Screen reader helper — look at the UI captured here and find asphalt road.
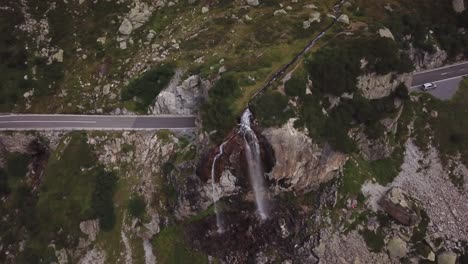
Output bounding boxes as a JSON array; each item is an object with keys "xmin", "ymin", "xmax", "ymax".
[
  {"xmin": 411, "ymin": 62, "xmax": 468, "ymax": 100},
  {"xmin": 0, "ymin": 114, "xmax": 196, "ymax": 131}
]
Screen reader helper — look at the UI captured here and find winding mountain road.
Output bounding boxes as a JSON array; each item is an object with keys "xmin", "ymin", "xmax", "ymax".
[
  {"xmin": 411, "ymin": 61, "xmax": 468, "ymax": 100},
  {"xmin": 0, "ymin": 114, "xmax": 196, "ymax": 131}
]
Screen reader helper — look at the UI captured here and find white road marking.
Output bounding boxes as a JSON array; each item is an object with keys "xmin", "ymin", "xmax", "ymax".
[
  {"xmin": 0, "ymin": 121, "xmax": 97, "ymax": 124},
  {"xmin": 441, "ymin": 72, "xmax": 449, "ymax": 75}
]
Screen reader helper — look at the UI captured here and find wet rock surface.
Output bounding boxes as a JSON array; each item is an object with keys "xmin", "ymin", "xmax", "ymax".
[{"xmin": 186, "ymin": 195, "xmax": 321, "ymax": 263}]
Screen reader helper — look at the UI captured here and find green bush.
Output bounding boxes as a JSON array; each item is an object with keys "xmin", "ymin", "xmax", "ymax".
[
  {"xmin": 394, "ymin": 83, "xmax": 409, "ymax": 100},
  {"xmin": 285, "ymin": 74, "xmax": 307, "ymax": 98},
  {"xmin": 252, "ymin": 91, "xmax": 292, "ymax": 127},
  {"xmin": 361, "ymin": 229, "xmax": 385, "ymax": 252},
  {"xmin": 305, "ymin": 36, "xmax": 413, "ymax": 97},
  {"xmin": 305, "ymin": 46, "xmax": 360, "ymax": 96},
  {"xmin": 92, "ymin": 169, "xmax": 117, "ymax": 231},
  {"xmin": 128, "ymin": 195, "xmax": 146, "ymax": 218},
  {"xmin": 6, "ymin": 152, "xmax": 30, "ymax": 178},
  {"xmin": 152, "ymin": 226, "xmax": 208, "ymax": 264},
  {"xmin": 121, "ymin": 64, "xmax": 175, "ymax": 112},
  {"xmin": 0, "ymin": 169, "xmax": 10, "ymax": 196},
  {"xmin": 201, "ymin": 74, "xmax": 241, "ymax": 140},
  {"xmin": 0, "ymin": 9, "xmax": 31, "ymax": 111}
]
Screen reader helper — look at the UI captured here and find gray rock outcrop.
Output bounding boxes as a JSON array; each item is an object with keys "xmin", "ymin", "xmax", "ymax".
[
  {"xmin": 79, "ymin": 219, "xmax": 100, "ymax": 242},
  {"xmin": 357, "ymin": 72, "xmax": 411, "ymax": 99},
  {"xmin": 118, "ymin": 1, "xmax": 154, "ymax": 36},
  {"xmin": 151, "ymin": 72, "xmax": 209, "ymax": 115},
  {"xmin": 353, "ymin": 128, "xmax": 394, "ymax": 161},
  {"xmin": 262, "ymin": 119, "xmax": 347, "ymax": 193},
  {"xmin": 453, "ymin": 0, "xmax": 465, "ymax": 13},
  {"xmin": 409, "ymin": 43, "xmax": 448, "ymax": 70}
]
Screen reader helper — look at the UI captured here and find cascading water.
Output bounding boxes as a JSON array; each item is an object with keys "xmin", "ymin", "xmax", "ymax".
[
  {"xmin": 240, "ymin": 109, "xmax": 269, "ymax": 220},
  {"xmin": 211, "ymin": 142, "xmax": 226, "ymax": 233}
]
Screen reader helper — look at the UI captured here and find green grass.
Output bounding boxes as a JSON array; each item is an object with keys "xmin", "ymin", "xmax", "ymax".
[
  {"xmin": 361, "ymin": 228, "xmax": 385, "ymax": 252},
  {"xmin": 6, "ymin": 152, "xmax": 30, "ymax": 179},
  {"xmin": 157, "ymin": 129, "xmax": 174, "ymax": 144},
  {"xmin": 340, "ymin": 149, "xmax": 404, "ymax": 196},
  {"xmin": 152, "ymin": 226, "xmax": 208, "ymax": 264},
  {"xmin": 430, "ymin": 79, "xmax": 468, "ymax": 165},
  {"xmin": 127, "ymin": 195, "xmax": 146, "ymax": 218},
  {"xmin": 121, "ymin": 65, "xmax": 175, "ymax": 113},
  {"xmin": 36, "ymin": 132, "xmax": 97, "ymax": 242}
]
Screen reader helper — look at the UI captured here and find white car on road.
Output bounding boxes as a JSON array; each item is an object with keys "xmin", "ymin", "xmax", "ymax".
[{"xmin": 421, "ymin": 82, "xmax": 437, "ymax": 91}]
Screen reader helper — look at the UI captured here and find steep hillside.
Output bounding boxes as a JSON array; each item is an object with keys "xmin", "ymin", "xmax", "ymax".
[{"xmin": 1, "ymin": 0, "xmax": 468, "ymax": 263}]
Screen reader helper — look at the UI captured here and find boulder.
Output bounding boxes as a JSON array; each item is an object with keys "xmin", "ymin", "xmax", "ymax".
[
  {"xmin": 338, "ymin": 14, "xmax": 349, "ymax": 24},
  {"xmin": 437, "ymin": 252, "xmax": 457, "ymax": 264},
  {"xmin": 378, "ymin": 28, "xmax": 395, "ymax": 41},
  {"xmin": 52, "ymin": 49, "xmax": 64, "ymax": 63},
  {"xmin": 387, "ymin": 237, "xmax": 408, "ymax": 260},
  {"xmin": 127, "ymin": 1, "xmax": 153, "ymax": 29},
  {"xmin": 246, "ymin": 0, "xmax": 260, "ymax": 6},
  {"xmin": 309, "ymin": 12, "xmax": 321, "ymax": 23},
  {"xmin": 274, "ymin": 9, "xmax": 287, "ymax": 16},
  {"xmin": 379, "ymin": 187, "xmax": 420, "ymax": 226},
  {"xmin": 79, "ymin": 219, "xmax": 100, "ymax": 241},
  {"xmin": 453, "ymin": 0, "xmax": 465, "ymax": 13},
  {"xmin": 262, "ymin": 119, "xmax": 347, "ymax": 193},
  {"xmin": 151, "ymin": 72, "xmax": 209, "ymax": 115},
  {"xmin": 119, "ymin": 18, "xmax": 133, "ymax": 35}
]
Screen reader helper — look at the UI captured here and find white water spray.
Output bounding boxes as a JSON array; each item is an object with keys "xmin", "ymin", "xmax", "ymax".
[
  {"xmin": 211, "ymin": 142, "xmax": 226, "ymax": 233},
  {"xmin": 240, "ymin": 109, "xmax": 269, "ymax": 220}
]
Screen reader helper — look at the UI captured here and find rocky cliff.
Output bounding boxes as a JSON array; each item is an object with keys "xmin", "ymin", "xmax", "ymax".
[
  {"xmin": 262, "ymin": 119, "xmax": 347, "ymax": 193},
  {"xmin": 357, "ymin": 72, "xmax": 411, "ymax": 99}
]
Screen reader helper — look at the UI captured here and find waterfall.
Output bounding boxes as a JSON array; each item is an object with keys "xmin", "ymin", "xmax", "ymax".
[
  {"xmin": 211, "ymin": 142, "xmax": 226, "ymax": 233},
  {"xmin": 240, "ymin": 109, "xmax": 269, "ymax": 220}
]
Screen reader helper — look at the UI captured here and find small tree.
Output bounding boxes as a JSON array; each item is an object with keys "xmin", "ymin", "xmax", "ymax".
[
  {"xmin": 128, "ymin": 195, "xmax": 146, "ymax": 218},
  {"xmin": 6, "ymin": 153, "xmax": 30, "ymax": 178},
  {"xmin": 253, "ymin": 91, "xmax": 292, "ymax": 127},
  {"xmin": 284, "ymin": 74, "xmax": 307, "ymax": 98}
]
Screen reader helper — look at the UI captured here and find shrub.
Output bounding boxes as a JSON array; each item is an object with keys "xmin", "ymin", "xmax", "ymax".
[
  {"xmin": 285, "ymin": 74, "xmax": 307, "ymax": 98},
  {"xmin": 0, "ymin": 9, "xmax": 30, "ymax": 111},
  {"xmin": 128, "ymin": 195, "xmax": 146, "ymax": 218},
  {"xmin": 252, "ymin": 91, "xmax": 292, "ymax": 127},
  {"xmin": 201, "ymin": 74, "xmax": 241, "ymax": 140},
  {"xmin": 361, "ymin": 229, "xmax": 385, "ymax": 252},
  {"xmin": 6, "ymin": 152, "xmax": 30, "ymax": 178},
  {"xmin": 322, "ymin": 117, "xmax": 356, "ymax": 153},
  {"xmin": 0, "ymin": 169, "xmax": 10, "ymax": 196},
  {"xmin": 92, "ymin": 169, "xmax": 117, "ymax": 231},
  {"xmin": 306, "ymin": 36, "xmax": 413, "ymax": 97},
  {"xmin": 394, "ymin": 83, "xmax": 409, "ymax": 100},
  {"xmin": 305, "ymin": 46, "xmax": 360, "ymax": 96},
  {"xmin": 121, "ymin": 64, "xmax": 175, "ymax": 112}
]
